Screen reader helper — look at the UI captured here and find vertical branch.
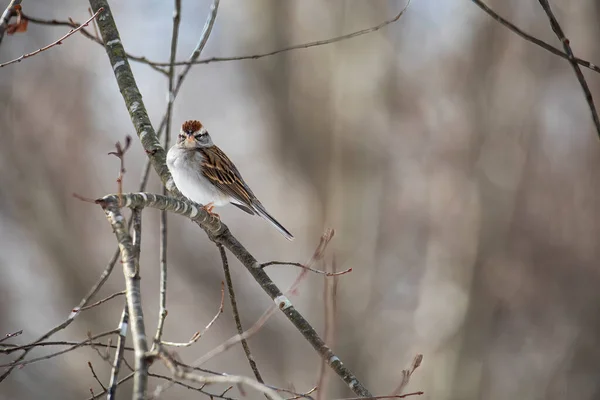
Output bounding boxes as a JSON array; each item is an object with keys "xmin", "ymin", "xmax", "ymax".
[
  {"xmin": 136, "ymin": 0, "xmax": 219, "ymax": 225},
  {"xmin": 107, "ymin": 208, "xmax": 141, "ymax": 400},
  {"xmin": 154, "ymin": 0, "xmax": 182, "ymax": 349},
  {"xmin": 217, "ymin": 244, "xmax": 265, "ymax": 383},
  {"xmin": 102, "ymin": 205, "xmax": 148, "ymax": 400},
  {"xmin": 107, "ymin": 304, "xmax": 129, "ymax": 400}
]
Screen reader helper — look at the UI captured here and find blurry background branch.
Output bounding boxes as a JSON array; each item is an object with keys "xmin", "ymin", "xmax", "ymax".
[{"xmin": 472, "ymin": 0, "xmax": 600, "ymax": 138}]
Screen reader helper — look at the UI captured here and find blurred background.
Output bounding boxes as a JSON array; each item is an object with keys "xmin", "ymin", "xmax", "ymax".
[{"xmin": 1, "ymin": 0, "xmax": 600, "ymax": 399}]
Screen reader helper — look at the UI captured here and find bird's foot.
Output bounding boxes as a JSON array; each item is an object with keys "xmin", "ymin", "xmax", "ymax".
[{"xmin": 201, "ymin": 202, "xmax": 220, "ymax": 218}]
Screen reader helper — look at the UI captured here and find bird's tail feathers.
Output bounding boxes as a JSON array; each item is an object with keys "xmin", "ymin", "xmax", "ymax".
[{"xmin": 252, "ymin": 202, "xmax": 294, "ymax": 241}]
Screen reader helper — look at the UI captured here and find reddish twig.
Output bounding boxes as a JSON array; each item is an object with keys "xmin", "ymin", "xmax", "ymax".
[
  {"xmin": 260, "ymin": 261, "xmax": 352, "ymax": 277},
  {"xmin": 0, "ymin": 7, "xmax": 104, "ymax": 68},
  {"xmin": 392, "ymin": 354, "xmax": 423, "ymax": 395},
  {"xmin": 88, "ymin": 361, "xmax": 107, "ymax": 391},
  {"xmin": 108, "ymin": 135, "xmax": 132, "ymax": 206},
  {"xmin": 162, "ymin": 281, "xmax": 225, "ymax": 347}
]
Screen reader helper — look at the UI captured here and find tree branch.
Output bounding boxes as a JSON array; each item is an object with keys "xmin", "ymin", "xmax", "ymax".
[
  {"xmin": 101, "ymin": 204, "xmax": 148, "ymax": 400},
  {"xmin": 157, "ymin": 0, "xmax": 411, "ymax": 67},
  {"xmin": 90, "ymin": 0, "xmax": 373, "ymax": 394},
  {"xmin": 218, "ymin": 243, "xmax": 265, "ymax": 384},
  {"xmin": 0, "ymin": 0, "xmax": 21, "ymax": 46},
  {"xmin": 536, "ymin": 0, "xmax": 600, "ymax": 138},
  {"xmin": 97, "ymin": 192, "xmax": 373, "ymax": 397},
  {"xmin": 0, "ymin": 7, "xmax": 103, "ymax": 68}
]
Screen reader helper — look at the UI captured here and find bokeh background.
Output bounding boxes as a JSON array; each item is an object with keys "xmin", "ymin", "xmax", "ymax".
[{"xmin": 2, "ymin": 0, "xmax": 600, "ymax": 399}]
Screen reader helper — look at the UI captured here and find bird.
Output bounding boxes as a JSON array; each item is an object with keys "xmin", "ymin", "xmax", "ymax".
[{"xmin": 166, "ymin": 120, "xmax": 294, "ymax": 241}]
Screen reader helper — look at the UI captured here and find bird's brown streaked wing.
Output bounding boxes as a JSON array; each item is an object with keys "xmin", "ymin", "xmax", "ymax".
[{"xmin": 197, "ymin": 146, "xmax": 256, "ymax": 207}]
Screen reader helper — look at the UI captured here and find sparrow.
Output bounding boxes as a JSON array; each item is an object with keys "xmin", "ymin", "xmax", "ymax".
[{"xmin": 166, "ymin": 120, "xmax": 294, "ymax": 241}]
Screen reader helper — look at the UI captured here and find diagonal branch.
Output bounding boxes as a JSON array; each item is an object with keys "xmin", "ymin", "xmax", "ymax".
[
  {"xmin": 471, "ymin": 1, "xmax": 600, "ymax": 78},
  {"xmin": 218, "ymin": 243, "xmax": 265, "ymax": 384},
  {"xmin": 96, "ymin": 192, "xmax": 373, "ymax": 397},
  {"xmin": 536, "ymin": 0, "xmax": 600, "ymax": 139},
  {"xmin": 0, "ymin": 7, "xmax": 103, "ymax": 68},
  {"xmin": 0, "ymin": 0, "xmax": 21, "ymax": 46},
  {"xmin": 90, "ymin": 0, "xmax": 373, "ymax": 395}
]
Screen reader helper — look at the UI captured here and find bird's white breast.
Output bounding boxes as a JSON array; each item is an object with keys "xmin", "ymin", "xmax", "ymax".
[{"xmin": 166, "ymin": 146, "xmax": 231, "ymax": 207}]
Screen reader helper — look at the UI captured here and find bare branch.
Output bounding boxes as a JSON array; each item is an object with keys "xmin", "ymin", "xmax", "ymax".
[
  {"xmin": 107, "ymin": 303, "xmax": 129, "ymax": 400},
  {"xmin": 470, "ymin": 0, "xmax": 600, "ymax": 76},
  {"xmin": 0, "ymin": 329, "xmax": 22, "ymax": 343},
  {"xmin": 0, "ymin": 329, "xmax": 118, "ymax": 368},
  {"xmin": 108, "ymin": 135, "xmax": 132, "ymax": 205},
  {"xmin": 86, "ymin": 372, "xmax": 135, "ymax": 400},
  {"xmin": 162, "ymin": 281, "xmax": 225, "ymax": 347},
  {"xmin": 87, "ymin": 361, "xmax": 107, "ymax": 391},
  {"xmin": 153, "ymin": 0, "xmax": 181, "ymax": 350},
  {"xmin": 148, "ymin": 372, "xmax": 237, "ymax": 400},
  {"xmin": 392, "ymin": 354, "xmax": 423, "ymax": 395},
  {"xmin": 101, "ymin": 204, "xmax": 148, "ymax": 400},
  {"xmin": 337, "ymin": 393, "xmax": 424, "ymax": 400},
  {"xmin": 0, "ymin": 339, "xmax": 133, "ymax": 354},
  {"xmin": 218, "ymin": 243, "xmax": 265, "ymax": 384},
  {"xmin": 21, "ymin": 13, "xmax": 168, "ymax": 75},
  {"xmin": 0, "ymin": 0, "xmax": 22, "ymax": 46},
  {"xmin": 152, "ymin": 345, "xmax": 284, "ymax": 400},
  {"xmin": 76, "ymin": 291, "xmax": 126, "ymax": 312},
  {"xmin": 0, "ymin": 7, "xmax": 103, "ymax": 68},
  {"xmin": 159, "ymin": 0, "xmax": 411, "ymax": 67},
  {"xmin": 96, "ymin": 193, "xmax": 373, "ymax": 397},
  {"xmin": 536, "ymin": 0, "xmax": 600, "ymax": 139},
  {"xmin": 260, "ymin": 261, "xmax": 352, "ymax": 277}
]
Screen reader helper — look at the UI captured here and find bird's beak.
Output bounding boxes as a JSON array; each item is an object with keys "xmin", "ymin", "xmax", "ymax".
[{"xmin": 185, "ymin": 133, "xmax": 195, "ymax": 144}]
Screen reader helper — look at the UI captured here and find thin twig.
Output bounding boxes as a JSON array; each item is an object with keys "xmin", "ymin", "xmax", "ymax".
[
  {"xmin": 0, "ymin": 329, "xmax": 118, "ymax": 368},
  {"xmin": 536, "ymin": 0, "xmax": 600, "ymax": 139},
  {"xmin": 281, "ymin": 386, "xmax": 318, "ymax": 400},
  {"xmin": 86, "ymin": 372, "xmax": 135, "ymax": 400},
  {"xmin": 194, "ymin": 303, "xmax": 277, "ymax": 367},
  {"xmin": 174, "ymin": 0, "xmax": 220, "ymax": 89},
  {"xmin": 159, "ymin": 0, "xmax": 411, "ymax": 67},
  {"xmin": 0, "ymin": 340, "xmax": 133, "ymax": 353},
  {"xmin": 87, "ymin": 361, "xmax": 107, "ymax": 391},
  {"xmin": 107, "ymin": 303, "xmax": 130, "ymax": 399},
  {"xmin": 260, "ymin": 261, "xmax": 351, "ymax": 277},
  {"xmin": 148, "ymin": 373, "xmax": 236, "ymax": 400},
  {"xmin": 0, "ymin": 7, "xmax": 103, "ymax": 68},
  {"xmin": 153, "ymin": 345, "xmax": 284, "ymax": 400},
  {"xmin": 76, "ymin": 291, "xmax": 126, "ymax": 312},
  {"xmin": 96, "ymin": 194, "xmax": 373, "ymax": 397},
  {"xmin": 0, "ymin": 0, "xmax": 22, "ymax": 46},
  {"xmin": 0, "ymin": 330, "xmax": 22, "ymax": 343},
  {"xmin": 392, "ymin": 354, "xmax": 423, "ymax": 395},
  {"xmin": 162, "ymin": 281, "xmax": 225, "ymax": 347},
  {"xmin": 218, "ymin": 243, "xmax": 265, "ymax": 384},
  {"xmin": 21, "ymin": 13, "xmax": 168, "ymax": 75},
  {"xmin": 337, "ymin": 393, "xmax": 424, "ymax": 400},
  {"xmin": 470, "ymin": 0, "xmax": 600, "ymax": 76},
  {"xmin": 153, "ymin": 0, "xmax": 181, "ymax": 350},
  {"xmin": 0, "ymin": 246, "xmax": 124, "ymax": 375}
]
